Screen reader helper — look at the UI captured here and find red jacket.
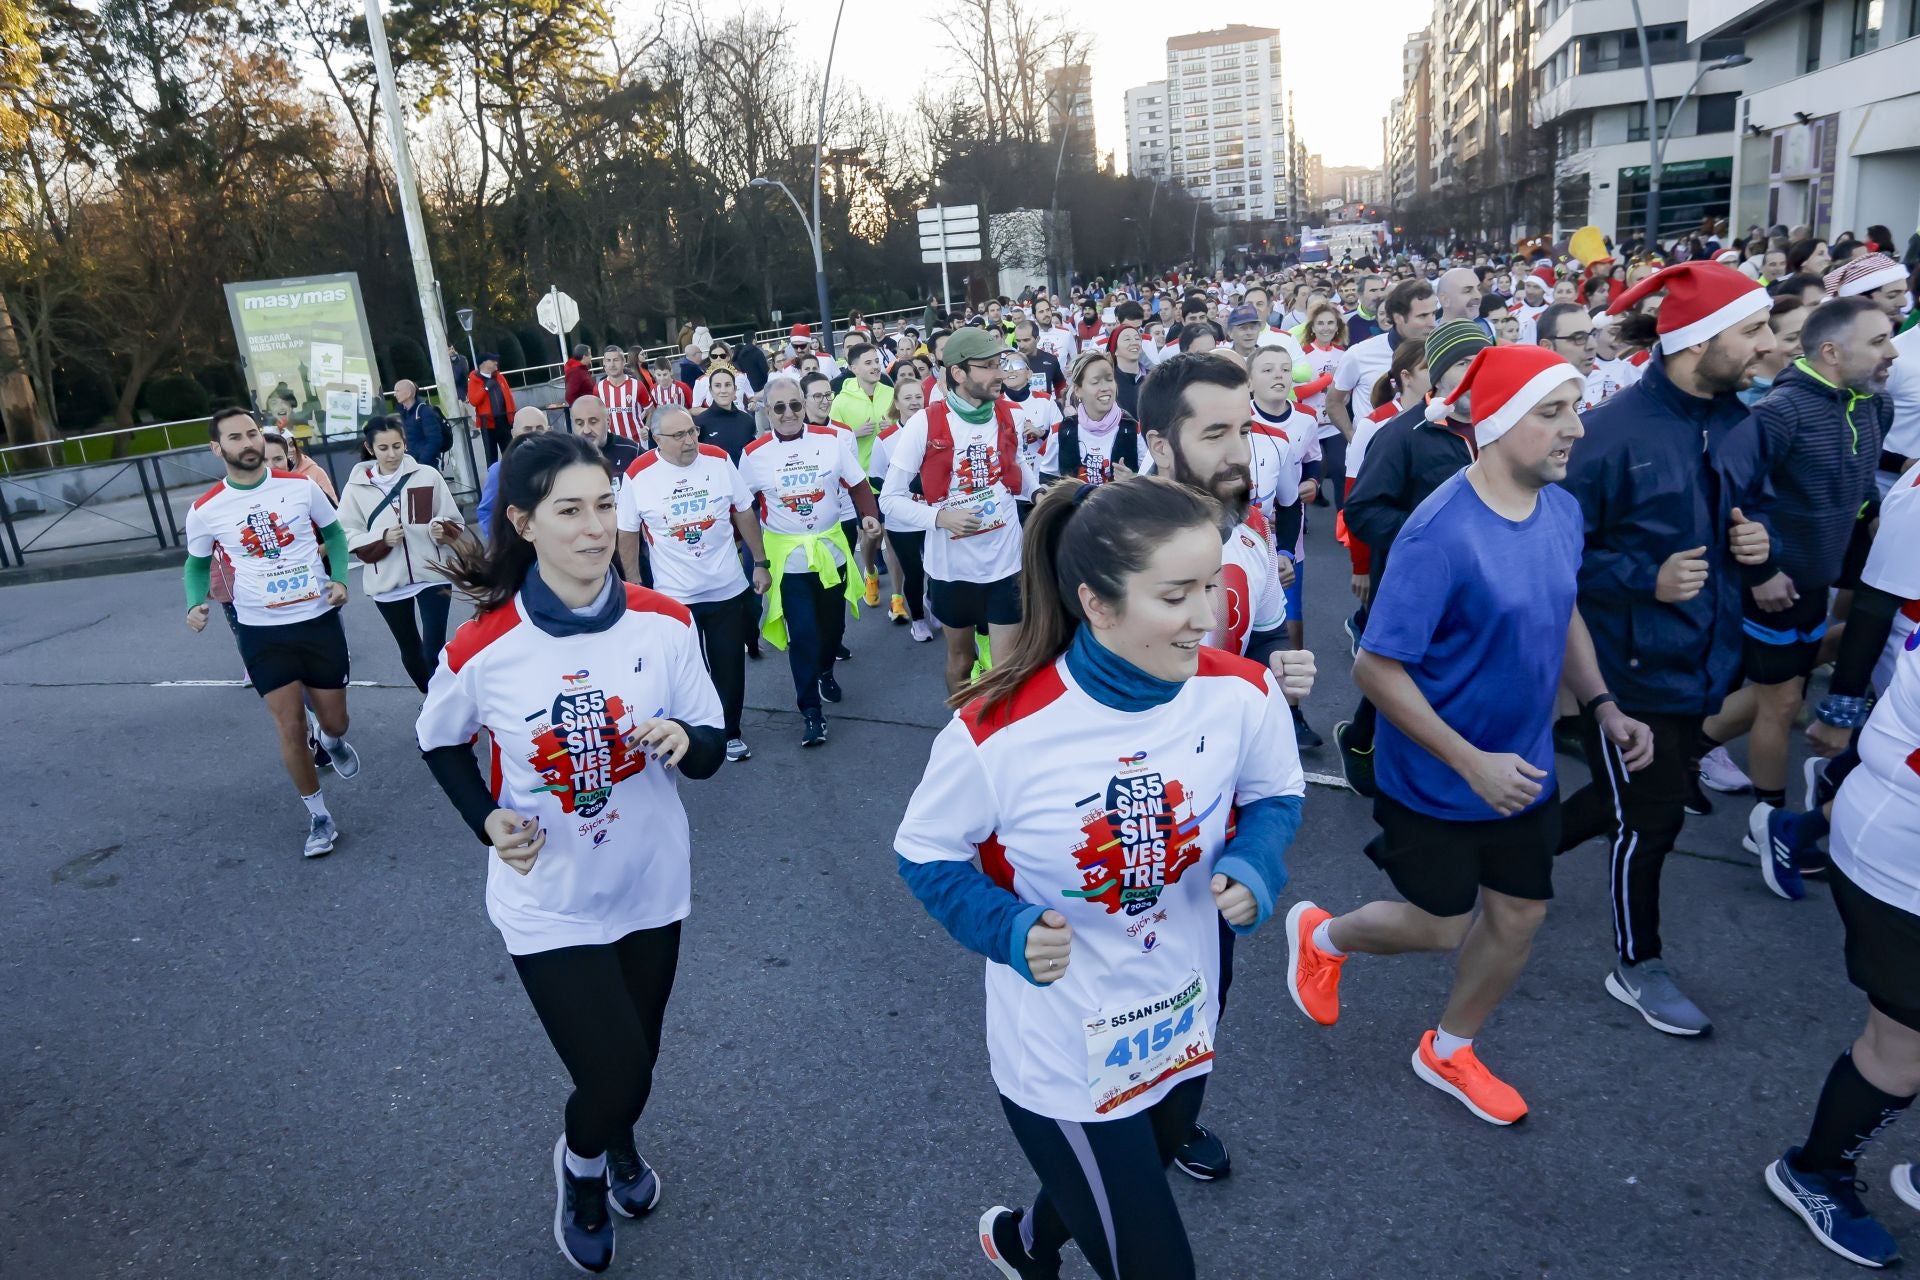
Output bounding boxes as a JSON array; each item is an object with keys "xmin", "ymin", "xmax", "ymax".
[
  {"xmin": 563, "ymin": 358, "xmax": 595, "ymax": 406},
  {"xmin": 467, "ymin": 369, "xmax": 517, "ymax": 431}
]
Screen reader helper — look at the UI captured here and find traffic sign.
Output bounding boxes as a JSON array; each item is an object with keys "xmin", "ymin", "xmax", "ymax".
[
  {"xmin": 536, "ymin": 289, "xmax": 580, "ymax": 336},
  {"xmin": 919, "ymin": 231, "xmax": 981, "ymax": 250},
  {"xmin": 916, "ymin": 204, "xmax": 979, "ymax": 224},
  {"xmin": 917, "ymin": 203, "xmax": 985, "ymax": 306}
]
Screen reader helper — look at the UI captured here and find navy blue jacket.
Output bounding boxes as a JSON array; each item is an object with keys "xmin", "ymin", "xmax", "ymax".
[
  {"xmin": 1562, "ymin": 353, "xmax": 1772, "ymax": 716},
  {"xmin": 1751, "ymin": 360, "xmax": 1887, "ymax": 591},
  {"xmin": 396, "ymin": 396, "xmax": 447, "ymax": 462}
]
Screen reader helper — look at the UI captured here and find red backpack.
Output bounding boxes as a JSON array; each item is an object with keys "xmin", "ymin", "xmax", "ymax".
[{"xmin": 919, "ymin": 399, "xmax": 1025, "ymax": 504}]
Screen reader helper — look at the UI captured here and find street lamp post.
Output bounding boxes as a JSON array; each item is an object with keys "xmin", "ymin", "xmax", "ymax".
[
  {"xmin": 748, "ymin": 176, "xmax": 827, "ymax": 348},
  {"xmin": 1625, "ymin": 0, "xmax": 1750, "ymax": 253},
  {"xmin": 810, "ymin": 0, "xmax": 849, "ymax": 355}
]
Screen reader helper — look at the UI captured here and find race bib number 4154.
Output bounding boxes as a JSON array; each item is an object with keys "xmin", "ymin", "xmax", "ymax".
[{"xmin": 1081, "ymin": 972, "xmax": 1212, "ymax": 1115}]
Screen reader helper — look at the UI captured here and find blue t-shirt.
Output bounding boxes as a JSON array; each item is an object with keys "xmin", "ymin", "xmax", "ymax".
[{"xmin": 1360, "ymin": 469, "xmax": 1584, "ymax": 821}]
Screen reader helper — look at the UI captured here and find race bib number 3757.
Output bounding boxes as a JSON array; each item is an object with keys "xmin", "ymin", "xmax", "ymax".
[{"xmin": 1082, "ymin": 972, "xmax": 1212, "ymax": 1115}]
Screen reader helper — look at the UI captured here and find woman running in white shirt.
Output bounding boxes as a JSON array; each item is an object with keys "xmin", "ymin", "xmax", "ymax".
[
  {"xmin": 416, "ymin": 433, "xmax": 727, "ymax": 1275},
  {"xmin": 896, "ymin": 476, "xmax": 1304, "ymax": 1280}
]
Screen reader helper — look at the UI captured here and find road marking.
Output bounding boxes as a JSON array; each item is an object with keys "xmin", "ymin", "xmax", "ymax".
[{"xmin": 1305, "ymin": 771, "xmax": 1349, "ymax": 790}]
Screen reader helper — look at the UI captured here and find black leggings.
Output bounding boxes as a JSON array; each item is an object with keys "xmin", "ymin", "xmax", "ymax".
[
  {"xmin": 889, "ymin": 529, "xmax": 927, "ymax": 621},
  {"xmin": 374, "ymin": 586, "xmax": 453, "ymax": 693},
  {"xmin": 999, "ymin": 1077, "xmax": 1207, "ymax": 1280},
  {"xmin": 689, "ymin": 589, "xmax": 754, "ymax": 738},
  {"xmin": 511, "ymin": 922, "xmax": 681, "ymax": 1160}
]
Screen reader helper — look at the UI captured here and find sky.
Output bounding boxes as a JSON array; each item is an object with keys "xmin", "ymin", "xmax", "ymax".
[{"xmin": 762, "ymin": 0, "xmax": 1438, "ymax": 172}]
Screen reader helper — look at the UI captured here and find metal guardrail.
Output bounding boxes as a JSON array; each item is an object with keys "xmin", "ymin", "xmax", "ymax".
[{"xmin": 0, "ymin": 305, "xmax": 934, "ymax": 475}]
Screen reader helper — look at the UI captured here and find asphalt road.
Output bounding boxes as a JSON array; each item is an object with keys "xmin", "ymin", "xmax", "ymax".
[{"xmin": 2, "ymin": 509, "xmax": 1909, "ymax": 1280}]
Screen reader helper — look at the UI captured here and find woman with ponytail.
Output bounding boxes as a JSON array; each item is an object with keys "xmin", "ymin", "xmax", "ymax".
[
  {"xmin": 895, "ymin": 475, "xmax": 1305, "ymax": 1280},
  {"xmin": 416, "ymin": 432, "xmax": 727, "ymax": 1275}
]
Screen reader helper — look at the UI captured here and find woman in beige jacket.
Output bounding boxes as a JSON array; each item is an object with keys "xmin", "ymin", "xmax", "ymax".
[{"xmin": 337, "ymin": 417, "xmax": 465, "ymax": 692}]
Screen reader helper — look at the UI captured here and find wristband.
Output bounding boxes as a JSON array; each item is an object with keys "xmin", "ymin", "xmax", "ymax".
[
  {"xmin": 1583, "ymin": 692, "xmax": 1618, "ymax": 717},
  {"xmin": 1815, "ymin": 693, "xmax": 1871, "ymax": 729},
  {"xmin": 754, "ymin": 559, "xmax": 771, "ymax": 569}
]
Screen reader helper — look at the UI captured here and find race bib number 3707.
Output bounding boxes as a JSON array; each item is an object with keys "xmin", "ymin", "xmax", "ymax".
[{"xmin": 1082, "ymin": 972, "xmax": 1212, "ymax": 1115}]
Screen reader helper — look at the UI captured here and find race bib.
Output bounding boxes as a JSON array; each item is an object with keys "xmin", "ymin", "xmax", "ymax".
[
  {"xmin": 945, "ymin": 488, "xmax": 1006, "ymax": 538},
  {"xmin": 262, "ymin": 565, "xmax": 319, "ymax": 608},
  {"xmin": 1081, "ymin": 971, "xmax": 1212, "ymax": 1115}
]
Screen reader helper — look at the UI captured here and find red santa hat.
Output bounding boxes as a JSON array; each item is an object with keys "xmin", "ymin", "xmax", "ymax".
[
  {"xmin": 1425, "ymin": 345, "xmax": 1584, "ymax": 448},
  {"xmin": 1823, "ymin": 252, "xmax": 1906, "ymax": 300},
  {"xmin": 1531, "ymin": 264, "xmax": 1556, "ymax": 287},
  {"xmin": 1606, "ymin": 262, "xmax": 1769, "ymax": 354},
  {"xmin": 789, "ymin": 323, "xmax": 813, "ymax": 343}
]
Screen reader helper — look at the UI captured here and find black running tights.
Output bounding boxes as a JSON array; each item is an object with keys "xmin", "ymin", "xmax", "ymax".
[
  {"xmin": 998, "ymin": 1077, "xmax": 1206, "ymax": 1280},
  {"xmin": 511, "ymin": 922, "xmax": 681, "ymax": 1160},
  {"xmin": 888, "ymin": 529, "xmax": 927, "ymax": 621}
]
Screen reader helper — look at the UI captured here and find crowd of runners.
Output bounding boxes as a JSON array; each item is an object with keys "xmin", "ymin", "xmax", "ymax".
[{"xmin": 176, "ymin": 222, "xmax": 1920, "ymax": 1276}]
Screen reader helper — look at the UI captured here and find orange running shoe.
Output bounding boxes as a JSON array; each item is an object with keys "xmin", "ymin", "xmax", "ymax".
[
  {"xmin": 1285, "ymin": 901, "xmax": 1345, "ymax": 1026},
  {"xmin": 889, "ymin": 593, "xmax": 910, "ymax": 624},
  {"xmin": 863, "ymin": 571, "xmax": 881, "ymax": 607},
  {"xmin": 1410, "ymin": 1031, "xmax": 1528, "ymax": 1125}
]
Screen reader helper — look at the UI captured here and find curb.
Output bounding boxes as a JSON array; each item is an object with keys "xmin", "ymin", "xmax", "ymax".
[{"xmin": 0, "ymin": 547, "xmax": 187, "ymax": 587}]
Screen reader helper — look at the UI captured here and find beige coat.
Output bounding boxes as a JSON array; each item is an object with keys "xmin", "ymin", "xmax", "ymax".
[{"xmin": 335, "ymin": 457, "xmax": 464, "ymax": 599}]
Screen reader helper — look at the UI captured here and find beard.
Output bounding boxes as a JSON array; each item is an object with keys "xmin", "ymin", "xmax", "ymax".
[
  {"xmin": 222, "ymin": 445, "xmax": 265, "ymax": 470},
  {"xmin": 1698, "ymin": 338, "xmax": 1758, "ymax": 393},
  {"xmin": 1173, "ymin": 450, "xmax": 1251, "ymax": 524}
]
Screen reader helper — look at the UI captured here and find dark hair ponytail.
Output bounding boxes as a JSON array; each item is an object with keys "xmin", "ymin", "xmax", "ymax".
[
  {"xmin": 443, "ymin": 433, "xmax": 612, "ymax": 614},
  {"xmin": 361, "ymin": 414, "xmax": 405, "ymax": 451},
  {"xmin": 957, "ymin": 474, "xmax": 1220, "ymax": 713}
]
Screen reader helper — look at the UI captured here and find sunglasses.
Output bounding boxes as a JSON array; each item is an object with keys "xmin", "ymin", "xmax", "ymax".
[{"xmin": 769, "ymin": 400, "xmax": 803, "ymax": 415}]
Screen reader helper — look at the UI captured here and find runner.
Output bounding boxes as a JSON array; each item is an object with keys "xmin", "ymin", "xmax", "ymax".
[
  {"xmin": 869, "ymin": 376, "xmax": 933, "ymax": 638},
  {"xmin": 183, "ymin": 407, "xmax": 361, "ymax": 858},
  {"xmin": 336, "ymin": 416, "xmax": 465, "ymax": 694},
  {"xmin": 1764, "ymin": 623, "xmax": 1920, "ymax": 1270},
  {"xmin": 999, "ymin": 349, "xmax": 1064, "ymax": 507},
  {"xmin": 1556, "ymin": 262, "xmax": 1776, "ymax": 1034},
  {"xmin": 1139, "ymin": 350, "xmax": 1316, "ymax": 1181},
  {"xmin": 616, "ymin": 406, "xmax": 772, "ymax": 763},
  {"xmin": 828, "ymin": 342, "xmax": 895, "ymax": 608},
  {"xmin": 1039, "ymin": 348, "xmax": 1137, "ymax": 486},
  {"xmin": 596, "ymin": 345, "xmax": 650, "ymax": 444},
  {"xmin": 1284, "ymin": 346, "xmax": 1654, "ymax": 1125},
  {"xmin": 1244, "ymin": 345, "xmax": 1323, "ymax": 745},
  {"xmin": 738, "ymin": 373, "xmax": 882, "ymax": 746},
  {"xmin": 416, "ymin": 432, "xmax": 726, "ymax": 1275},
  {"xmin": 896, "ymin": 475, "xmax": 1302, "ymax": 1280},
  {"xmin": 881, "ymin": 328, "xmax": 1037, "ymax": 696}
]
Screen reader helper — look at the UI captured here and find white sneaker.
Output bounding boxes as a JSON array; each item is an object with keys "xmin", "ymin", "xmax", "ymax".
[
  {"xmin": 1894, "ymin": 1162, "xmax": 1920, "ymax": 1212},
  {"xmin": 1697, "ymin": 746, "xmax": 1752, "ymax": 794},
  {"xmin": 909, "ymin": 618, "xmax": 934, "ymax": 643},
  {"xmin": 1803, "ymin": 755, "xmax": 1827, "ymax": 814},
  {"xmin": 725, "ymin": 738, "xmax": 751, "ymax": 762}
]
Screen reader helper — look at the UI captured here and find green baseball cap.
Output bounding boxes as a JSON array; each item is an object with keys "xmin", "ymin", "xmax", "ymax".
[{"xmin": 942, "ymin": 327, "xmax": 1007, "ymax": 367}]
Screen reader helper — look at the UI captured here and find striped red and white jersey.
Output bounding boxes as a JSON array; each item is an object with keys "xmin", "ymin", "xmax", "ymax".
[{"xmin": 597, "ymin": 375, "xmax": 648, "ymax": 441}]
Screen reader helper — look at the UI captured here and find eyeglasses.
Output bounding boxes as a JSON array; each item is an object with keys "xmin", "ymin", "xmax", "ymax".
[
  {"xmin": 655, "ymin": 428, "xmax": 698, "ymax": 442},
  {"xmin": 1551, "ymin": 330, "xmax": 1595, "ymax": 344},
  {"xmin": 769, "ymin": 400, "xmax": 803, "ymax": 415}
]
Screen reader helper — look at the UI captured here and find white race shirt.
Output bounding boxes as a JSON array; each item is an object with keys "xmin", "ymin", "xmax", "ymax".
[
  {"xmin": 880, "ymin": 404, "xmax": 1038, "ymax": 584},
  {"xmin": 1332, "ymin": 331, "xmax": 1395, "ymax": 409},
  {"xmin": 617, "ymin": 445, "xmax": 752, "ymax": 605},
  {"xmin": 185, "ymin": 470, "xmax": 339, "ymax": 626},
  {"xmin": 738, "ymin": 426, "xmax": 867, "ymax": 571},
  {"xmin": 414, "ymin": 585, "xmax": 724, "ymax": 955},
  {"xmin": 1882, "ymin": 325, "xmax": 1920, "ymax": 472},
  {"xmin": 895, "ymin": 651, "xmax": 1303, "ymax": 1122},
  {"xmin": 1832, "ymin": 630, "xmax": 1920, "ymax": 914},
  {"xmin": 1864, "ymin": 463, "xmax": 1920, "ymax": 692},
  {"xmin": 1208, "ymin": 511, "xmax": 1288, "ymax": 655}
]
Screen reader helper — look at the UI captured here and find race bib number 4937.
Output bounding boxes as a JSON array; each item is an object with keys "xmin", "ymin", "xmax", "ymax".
[{"xmin": 1081, "ymin": 971, "xmax": 1212, "ymax": 1115}]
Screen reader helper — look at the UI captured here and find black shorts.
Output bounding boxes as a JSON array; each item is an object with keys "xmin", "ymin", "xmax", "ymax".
[
  {"xmin": 235, "ymin": 609, "xmax": 351, "ymax": 696},
  {"xmin": 1742, "ymin": 588, "xmax": 1828, "ymax": 686},
  {"xmin": 1366, "ymin": 790, "xmax": 1561, "ymax": 919},
  {"xmin": 929, "ymin": 573, "xmax": 1021, "ymax": 629},
  {"xmin": 1830, "ymin": 865, "xmax": 1920, "ymax": 1033}
]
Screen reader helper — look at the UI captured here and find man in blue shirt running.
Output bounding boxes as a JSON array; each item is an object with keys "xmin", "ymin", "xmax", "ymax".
[{"xmin": 1281, "ymin": 346, "xmax": 1654, "ymax": 1127}]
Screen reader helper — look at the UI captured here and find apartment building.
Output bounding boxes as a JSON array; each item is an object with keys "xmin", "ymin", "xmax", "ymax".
[
  {"xmin": 1689, "ymin": 0, "xmax": 1920, "ymax": 238},
  {"xmin": 1530, "ymin": 0, "xmax": 1748, "ymax": 241},
  {"xmin": 1124, "ymin": 80, "xmax": 1171, "ymax": 181},
  {"xmin": 1164, "ymin": 25, "xmax": 1293, "ymax": 225}
]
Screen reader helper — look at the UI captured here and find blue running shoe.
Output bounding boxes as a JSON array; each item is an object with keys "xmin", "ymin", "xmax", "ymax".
[
  {"xmin": 1746, "ymin": 803, "xmax": 1806, "ymax": 901},
  {"xmin": 1766, "ymin": 1149, "xmax": 1900, "ymax": 1269}
]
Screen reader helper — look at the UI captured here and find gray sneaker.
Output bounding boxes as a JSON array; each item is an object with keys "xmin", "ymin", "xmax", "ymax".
[
  {"xmin": 725, "ymin": 738, "xmax": 751, "ymax": 762},
  {"xmin": 325, "ymin": 736, "xmax": 360, "ymax": 780},
  {"xmin": 1605, "ymin": 959, "xmax": 1712, "ymax": 1036},
  {"xmin": 303, "ymin": 814, "xmax": 339, "ymax": 859}
]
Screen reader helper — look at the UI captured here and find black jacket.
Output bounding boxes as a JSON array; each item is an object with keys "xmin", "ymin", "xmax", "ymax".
[
  {"xmin": 1752, "ymin": 360, "xmax": 1887, "ymax": 590},
  {"xmin": 1343, "ymin": 402, "xmax": 1475, "ymax": 590},
  {"xmin": 1563, "ymin": 354, "xmax": 1772, "ymax": 715}
]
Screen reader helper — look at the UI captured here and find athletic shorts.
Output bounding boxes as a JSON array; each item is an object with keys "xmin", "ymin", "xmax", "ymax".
[
  {"xmin": 1365, "ymin": 790, "xmax": 1561, "ymax": 919},
  {"xmin": 1282, "ymin": 555, "xmax": 1304, "ymax": 624},
  {"xmin": 1742, "ymin": 588, "xmax": 1829, "ymax": 686},
  {"xmin": 235, "ymin": 609, "xmax": 351, "ymax": 697},
  {"xmin": 929, "ymin": 574, "xmax": 1021, "ymax": 630},
  {"xmin": 1830, "ymin": 865, "xmax": 1920, "ymax": 1033}
]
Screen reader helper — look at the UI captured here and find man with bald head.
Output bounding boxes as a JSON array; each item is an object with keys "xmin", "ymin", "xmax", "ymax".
[
  {"xmin": 391, "ymin": 379, "xmax": 446, "ymax": 465},
  {"xmin": 570, "ymin": 393, "xmax": 641, "ymax": 475},
  {"xmin": 1436, "ymin": 267, "xmax": 1484, "ymax": 330},
  {"xmin": 475, "ymin": 404, "xmax": 551, "ymax": 533}
]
